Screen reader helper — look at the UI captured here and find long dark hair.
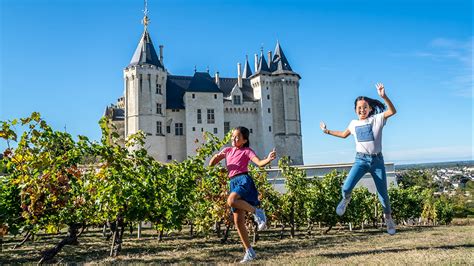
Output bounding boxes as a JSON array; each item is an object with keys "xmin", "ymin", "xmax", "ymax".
[
  {"xmin": 354, "ymin": 96, "xmax": 386, "ymax": 117},
  {"xmin": 234, "ymin": 126, "xmax": 250, "ymax": 148}
]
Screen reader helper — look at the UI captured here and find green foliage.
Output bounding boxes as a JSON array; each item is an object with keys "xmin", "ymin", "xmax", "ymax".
[
  {"xmin": 187, "ymin": 131, "xmax": 231, "ymax": 234},
  {"xmin": 0, "ymin": 113, "xmax": 97, "ymax": 236},
  {"xmin": 278, "ymin": 157, "xmax": 309, "ymax": 232},
  {"xmin": 305, "ymin": 170, "xmax": 344, "ymax": 229},
  {"xmin": 0, "ymin": 112, "xmax": 462, "ymax": 254},
  {"xmin": 389, "ymin": 186, "xmax": 424, "ymax": 223},
  {"xmin": 451, "ymin": 181, "xmax": 474, "ymax": 218},
  {"xmin": 434, "ymin": 194, "xmax": 454, "ymax": 225},
  {"xmin": 396, "ymin": 169, "xmax": 436, "ymax": 189},
  {"xmin": 249, "ymin": 166, "xmax": 282, "ymax": 226},
  {"xmin": 345, "ymin": 187, "xmax": 378, "ymax": 227}
]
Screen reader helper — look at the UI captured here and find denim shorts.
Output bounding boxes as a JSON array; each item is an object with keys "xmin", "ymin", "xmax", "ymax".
[{"xmin": 229, "ymin": 173, "xmax": 260, "ymax": 212}]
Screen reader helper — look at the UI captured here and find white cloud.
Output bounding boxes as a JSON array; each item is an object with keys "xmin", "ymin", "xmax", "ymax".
[{"xmin": 392, "ymin": 37, "xmax": 473, "ymax": 98}]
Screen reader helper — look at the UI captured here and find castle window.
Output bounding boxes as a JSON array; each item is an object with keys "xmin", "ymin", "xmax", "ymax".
[
  {"xmin": 192, "ymin": 127, "xmax": 196, "ymax": 131},
  {"xmin": 269, "ymin": 126, "xmax": 272, "ymax": 132},
  {"xmin": 233, "ymin": 95, "xmax": 241, "ymax": 105},
  {"xmin": 139, "ymin": 75, "xmax": 143, "ymax": 93},
  {"xmin": 156, "ymin": 103, "xmax": 162, "ymax": 114},
  {"xmin": 175, "ymin": 123, "xmax": 184, "ymax": 136},
  {"xmin": 156, "ymin": 121, "xmax": 163, "ymax": 135},
  {"xmin": 268, "ymin": 108, "xmax": 271, "ymax": 113},
  {"xmin": 224, "ymin": 122, "xmax": 230, "ymax": 134},
  {"xmin": 197, "ymin": 109, "xmax": 202, "ymax": 124},
  {"xmin": 267, "ymin": 95, "xmax": 270, "ymax": 100},
  {"xmin": 156, "ymin": 83, "xmax": 162, "ymax": 94},
  {"xmin": 166, "ymin": 126, "xmax": 171, "ymax": 134},
  {"xmin": 214, "ymin": 94, "xmax": 217, "ymax": 99},
  {"xmin": 207, "ymin": 109, "xmax": 215, "ymax": 124},
  {"xmin": 192, "ymin": 94, "xmax": 195, "ymax": 99},
  {"xmin": 167, "ymin": 155, "xmax": 172, "ymax": 160},
  {"xmin": 250, "ymin": 128, "xmax": 253, "ymax": 134},
  {"xmin": 214, "ymin": 128, "xmax": 218, "ymax": 134}
]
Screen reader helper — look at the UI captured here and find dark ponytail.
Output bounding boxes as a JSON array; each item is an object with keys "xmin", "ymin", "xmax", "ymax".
[
  {"xmin": 354, "ymin": 96, "xmax": 386, "ymax": 117},
  {"xmin": 235, "ymin": 126, "xmax": 250, "ymax": 147}
]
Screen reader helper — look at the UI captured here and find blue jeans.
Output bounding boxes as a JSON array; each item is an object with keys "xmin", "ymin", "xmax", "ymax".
[{"xmin": 342, "ymin": 152, "xmax": 392, "ymax": 214}]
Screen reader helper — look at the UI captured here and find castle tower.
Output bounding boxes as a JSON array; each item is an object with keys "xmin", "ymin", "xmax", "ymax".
[
  {"xmin": 250, "ymin": 42, "xmax": 303, "ymax": 165},
  {"xmin": 250, "ymin": 48, "xmax": 275, "ymax": 161},
  {"xmin": 270, "ymin": 41, "xmax": 303, "ymax": 165},
  {"xmin": 124, "ymin": 4, "xmax": 168, "ymax": 161}
]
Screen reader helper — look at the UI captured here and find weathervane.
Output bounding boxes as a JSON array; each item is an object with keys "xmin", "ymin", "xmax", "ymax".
[{"xmin": 142, "ymin": 0, "xmax": 150, "ymax": 29}]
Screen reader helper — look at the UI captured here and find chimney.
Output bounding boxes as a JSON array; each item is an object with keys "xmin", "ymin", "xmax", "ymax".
[
  {"xmin": 254, "ymin": 53, "xmax": 258, "ymax": 72},
  {"xmin": 159, "ymin": 45, "xmax": 164, "ymax": 63},
  {"xmin": 215, "ymin": 71, "xmax": 220, "ymax": 87},
  {"xmin": 267, "ymin": 51, "xmax": 272, "ymax": 68},
  {"xmin": 237, "ymin": 63, "xmax": 242, "ymax": 88}
]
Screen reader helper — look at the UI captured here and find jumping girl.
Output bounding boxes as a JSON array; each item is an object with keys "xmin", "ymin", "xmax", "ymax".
[
  {"xmin": 209, "ymin": 126, "xmax": 276, "ymax": 262},
  {"xmin": 320, "ymin": 83, "xmax": 397, "ymax": 235}
]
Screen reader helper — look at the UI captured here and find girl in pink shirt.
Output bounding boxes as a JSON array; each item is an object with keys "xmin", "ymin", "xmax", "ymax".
[{"xmin": 209, "ymin": 126, "xmax": 276, "ymax": 263}]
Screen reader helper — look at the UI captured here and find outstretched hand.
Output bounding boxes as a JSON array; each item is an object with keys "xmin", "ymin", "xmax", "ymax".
[
  {"xmin": 376, "ymin": 82, "xmax": 386, "ymax": 98},
  {"xmin": 268, "ymin": 148, "xmax": 276, "ymax": 161},
  {"xmin": 320, "ymin": 121, "xmax": 327, "ymax": 131}
]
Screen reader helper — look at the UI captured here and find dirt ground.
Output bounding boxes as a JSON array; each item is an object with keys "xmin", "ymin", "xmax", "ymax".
[{"xmin": 1, "ymin": 223, "xmax": 473, "ymax": 264}]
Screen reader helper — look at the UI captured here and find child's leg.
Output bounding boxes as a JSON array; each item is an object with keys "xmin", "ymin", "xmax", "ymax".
[
  {"xmin": 233, "ymin": 209, "xmax": 251, "ymax": 249},
  {"xmin": 228, "ymin": 192, "xmax": 256, "ymax": 213},
  {"xmin": 342, "ymin": 158, "xmax": 369, "ymax": 198},
  {"xmin": 369, "ymin": 156, "xmax": 392, "ymax": 214}
]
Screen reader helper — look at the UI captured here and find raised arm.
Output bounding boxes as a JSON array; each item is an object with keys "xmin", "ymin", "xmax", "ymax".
[
  {"xmin": 251, "ymin": 148, "xmax": 276, "ymax": 167},
  {"xmin": 320, "ymin": 121, "xmax": 350, "ymax": 138},
  {"xmin": 209, "ymin": 151, "xmax": 226, "ymax": 166},
  {"xmin": 376, "ymin": 82, "xmax": 397, "ymax": 119}
]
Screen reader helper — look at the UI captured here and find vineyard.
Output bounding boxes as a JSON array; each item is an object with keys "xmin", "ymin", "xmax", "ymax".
[{"xmin": 0, "ymin": 113, "xmax": 459, "ymax": 263}]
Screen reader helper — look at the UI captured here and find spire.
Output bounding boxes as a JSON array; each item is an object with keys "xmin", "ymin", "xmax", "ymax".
[
  {"xmin": 242, "ymin": 55, "xmax": 253, "ymax": 78},
  {"xmin": 128, "ymin": 0, "xmax": 164, "ymax": 68},
  {"xmin": 256, "ymin": 47, "xmax": 270, "ymax": 73},
  {"xmin": 272, "ymin": 40, "xmax": 293, "ymax": 72},
  {"xmin": 142, "ymin": 0, "xmax": 150, "ymax": 31}
]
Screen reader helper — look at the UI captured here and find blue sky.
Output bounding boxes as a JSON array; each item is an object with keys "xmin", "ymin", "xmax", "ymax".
[{"xmin": 1, "ymin": 0, "xmax": 472, "ymax": 165}]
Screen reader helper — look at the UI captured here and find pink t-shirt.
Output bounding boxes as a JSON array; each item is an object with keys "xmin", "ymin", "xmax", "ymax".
[{"xmin": 221, "ymin": 147, "xmax": 256, "ymax": 178}]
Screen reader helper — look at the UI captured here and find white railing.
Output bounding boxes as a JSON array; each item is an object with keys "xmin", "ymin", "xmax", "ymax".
[{"xmin": 263, "ymin": 162, "xmax": 397, "ymax": 194}]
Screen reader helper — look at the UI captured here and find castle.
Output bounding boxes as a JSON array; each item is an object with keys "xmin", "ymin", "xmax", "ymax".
[{"xmin": 106, "ymin": 10, "xmax": 303, "ymax": 165}]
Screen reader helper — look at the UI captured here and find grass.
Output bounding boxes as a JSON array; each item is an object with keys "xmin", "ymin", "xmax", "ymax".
[{"xmin": 1, "ymin": 223, "xmax": 473, "ymax": 264}]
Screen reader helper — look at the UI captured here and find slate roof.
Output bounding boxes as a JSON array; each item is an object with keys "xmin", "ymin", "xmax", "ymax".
[
  {"xmin": 187, "ymin": 72, "xmax": 221, "ymax": 93},
  {"xmin": 272, "ymin": 41, "xmax": 293, "ymax": 72},
  {"xmin": 242, "ymin": 57, "xmax": 253, "ymax": 78},
  {"xmin": 218, "ymin": 78, "xmax": 255, "ymax": 101},
  {"xmin": 166, "ymin": 75, "xmax": 189, "ymax": 109},
  {"xmin": 129, "ymin": 30, "xmax": 164, "ymax": 68},
  {"xmin": 165, "ymin": 71, "xmax": 260, "ymax": 109},
  {"xmin": 256, "ymin": 51, "xmax": 270, "ymax": 74},
  {"xmin": 104, "ymin": 106, "xmax": 125, "ymax": 121}
]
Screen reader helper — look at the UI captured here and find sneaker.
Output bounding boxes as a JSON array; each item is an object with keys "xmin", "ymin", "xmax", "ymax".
[
  {"xmin": 239, "ymin": 247, "xmax": 256, "ymax": 263},
  {"xmin": 336, "ymin": 196, "xmax": 351, "ymax": 216},
  {"xmin": 253, "ymin": 208, "xmax": 267, "ymax": 231},
  {"xmin": 386, "ymin": 217, "xmax": 396, "ymax": 235}
]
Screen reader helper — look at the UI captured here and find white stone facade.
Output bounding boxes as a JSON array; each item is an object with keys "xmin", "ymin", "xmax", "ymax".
[{"xmin": 108, "ymin": 27, "xmax": 304, "ymax": 165}]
